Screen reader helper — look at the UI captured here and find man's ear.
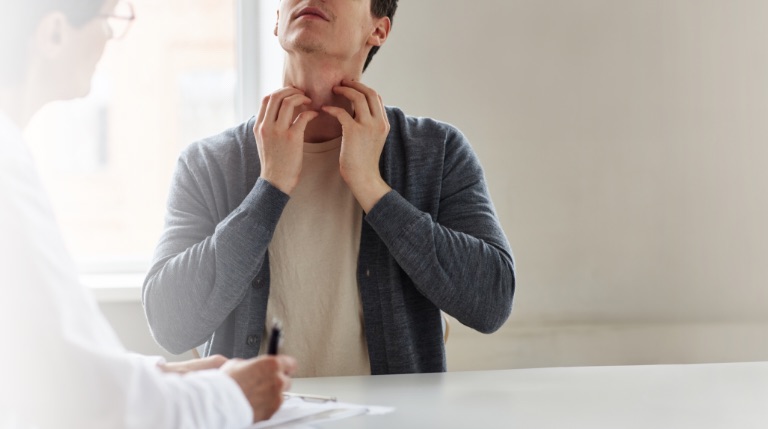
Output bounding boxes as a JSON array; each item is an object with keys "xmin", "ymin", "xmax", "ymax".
[
  {"xmin": 33, "ymin": 12, "xmax": 69, "ymax": 60},
  {"xmin": 367, "ymin": 16, "xmax": 391, "ymax": 47}
]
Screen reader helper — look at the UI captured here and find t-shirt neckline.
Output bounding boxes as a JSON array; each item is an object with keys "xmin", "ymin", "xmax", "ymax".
[{"xmin": 303, "ymin": 136, "xmax": 342, "ymax": 154}]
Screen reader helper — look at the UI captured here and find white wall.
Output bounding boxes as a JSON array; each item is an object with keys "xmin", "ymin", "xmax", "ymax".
[
  {"xmin": 100, "ymin": 0, "xmax": 768, "ymax": 371},
  {"xmin": 363, "ymin": 0, "xmax": 768, "ymax": 369}
]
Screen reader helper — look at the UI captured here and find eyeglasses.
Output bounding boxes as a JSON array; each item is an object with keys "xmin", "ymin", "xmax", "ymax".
[{"xmin": 100, "ymin": 1, "xmax": 135, "ymax": 40}]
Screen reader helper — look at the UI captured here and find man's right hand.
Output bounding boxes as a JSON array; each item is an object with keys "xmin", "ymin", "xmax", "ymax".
[
  {"xmin": 254, "ymin": 87, "xmax": 318, "ymax": 195},
  {"xmin": 222, "ymin": 355, "xmax": 298, "ymax": 423}
]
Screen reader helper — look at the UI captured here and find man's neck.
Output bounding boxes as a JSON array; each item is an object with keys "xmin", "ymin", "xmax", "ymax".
[{"xmin": 283, "ymin": 55, "xmax": 362, "ymax": 143}]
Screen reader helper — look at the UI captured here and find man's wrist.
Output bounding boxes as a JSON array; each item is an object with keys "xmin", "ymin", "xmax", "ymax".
[
  {"xmin": 260, "ymin": 174, "xmax": 296, "ymax": 196},
  {"xmin": 350, "ymin": 175, "xmax": 391, "ymax": 213}
]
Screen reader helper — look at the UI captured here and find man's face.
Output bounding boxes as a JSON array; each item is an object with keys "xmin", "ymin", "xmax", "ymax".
[{"xmin": 275, "ymin": 0, "xmax": 380, "ymax": 63}]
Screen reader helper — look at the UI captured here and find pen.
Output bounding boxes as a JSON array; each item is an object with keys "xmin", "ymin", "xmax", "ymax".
[{"xmin": 267, "ymin": 319, "xmax": 282, "ymax": 355}]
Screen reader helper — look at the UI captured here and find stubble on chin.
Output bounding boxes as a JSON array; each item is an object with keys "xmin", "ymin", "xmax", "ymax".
[{"xmin": 291, "ymin": 38, "xmax": 326, "ymax": 55}]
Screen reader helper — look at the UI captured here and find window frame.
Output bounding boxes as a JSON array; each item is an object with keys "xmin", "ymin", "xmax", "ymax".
[
  {"xmin": 86, "ymin": 0, "xmax": 262, "ymax": 298},
  {"xmin": 236, "ymin": 0, "xmax": 262, "ymax": 123}
]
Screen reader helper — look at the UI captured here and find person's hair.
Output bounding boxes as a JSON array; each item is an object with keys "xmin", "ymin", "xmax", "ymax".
[
  {"xmin": 363, "ymin": 0, "xmax": 398, "ymax": 72},
  {"xmin": 0, "ymin": 1, "xmax": 105, "ymax": 85}
]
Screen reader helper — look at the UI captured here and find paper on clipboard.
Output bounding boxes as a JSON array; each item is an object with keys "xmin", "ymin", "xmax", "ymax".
[{"xmin": 248, "ymin": 397, "xmax": 394, "ymax": 428}]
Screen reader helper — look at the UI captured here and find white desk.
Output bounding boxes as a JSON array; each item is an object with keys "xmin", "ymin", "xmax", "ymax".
[{"xmin": 290, "ymin": 362, "xmax": 768, "ymax": 428}]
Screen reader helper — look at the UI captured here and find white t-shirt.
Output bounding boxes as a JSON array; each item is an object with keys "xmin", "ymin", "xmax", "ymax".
[
  {"xmin": 262, "ymin": 137, "xmax": 371, "ymax": 377},
  {"xmin": 0, "ymin": 113, "xmax": 252, "ymax": 429}
]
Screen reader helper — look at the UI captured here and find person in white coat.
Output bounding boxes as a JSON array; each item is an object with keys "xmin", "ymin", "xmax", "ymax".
[{"xmin": 0, "ymin": 1, "xmax": 297, "ymax": 428}]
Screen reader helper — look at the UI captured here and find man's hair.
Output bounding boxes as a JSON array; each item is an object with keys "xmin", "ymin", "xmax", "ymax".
[
  {"xmin": 0, "ymin": 1, "xmax": 105, "ymax": 84},
  {"xmin": 363, "ymin": 0, "xmax": 398, "ymax": 72}
]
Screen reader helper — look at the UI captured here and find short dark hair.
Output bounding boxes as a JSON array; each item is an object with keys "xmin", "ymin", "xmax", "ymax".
[
  {"xmin": 0, "ymin": 1, "xmax": 105, "ymax": 84},
  {"xmin": 363, "ymin": 0, "xmax": 398, "ymax": 72}
]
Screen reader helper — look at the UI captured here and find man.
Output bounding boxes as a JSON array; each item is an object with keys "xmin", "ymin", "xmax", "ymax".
[
  {"xmin": 0, "ymin": 1, "xmax": 296, "ymax": 428},
  {"xmin": 143, "ymin": 0, "xmax": 515, "ymax": 377}
]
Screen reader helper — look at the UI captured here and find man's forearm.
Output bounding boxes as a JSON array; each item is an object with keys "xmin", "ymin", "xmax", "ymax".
[
  {"xmin": 143, "ymin": 178, "xmax": 289, "ymax": 354},
  {"xmin": 365, "ymin": 190, "xmax": 515, "ymax": 334}
]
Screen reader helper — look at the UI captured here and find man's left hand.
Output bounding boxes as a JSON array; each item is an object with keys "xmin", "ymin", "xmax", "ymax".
[
  {"xmin": 158, "ymin": 354, "xmax": 228, "ymax": 375},
  {"xmin": 322, "ymin": 79, "xmax": 392, "ymax": 212}
]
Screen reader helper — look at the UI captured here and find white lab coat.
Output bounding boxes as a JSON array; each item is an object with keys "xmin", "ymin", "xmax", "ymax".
[{"xmin": 0, "ymin": 113, "xmax": 252, "ymax": 429}]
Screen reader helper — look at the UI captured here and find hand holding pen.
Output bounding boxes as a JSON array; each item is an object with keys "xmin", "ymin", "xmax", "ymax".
[{"xmin": 222, "ymin": 319, "xmax": 297, "ymax": 423}]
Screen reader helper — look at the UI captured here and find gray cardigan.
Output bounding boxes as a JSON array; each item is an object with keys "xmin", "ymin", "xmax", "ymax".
[{"xmin": 142, "ymin": 106, "xmax": 515, "ymax": 374}]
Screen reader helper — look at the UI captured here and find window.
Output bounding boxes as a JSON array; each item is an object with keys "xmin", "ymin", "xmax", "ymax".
[{"xmin": 25, "ymin": 0, "xmax": 251, "ymax": 274}]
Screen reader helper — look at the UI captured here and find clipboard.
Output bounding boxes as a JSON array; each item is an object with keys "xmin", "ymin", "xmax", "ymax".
[{"xmin": 248, "ymin": 394, "xmax": 394, "ymax": 428}]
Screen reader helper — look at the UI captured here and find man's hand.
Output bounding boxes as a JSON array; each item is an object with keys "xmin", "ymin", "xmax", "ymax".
[
  {"xmin": 322, "ymin": 80, "xmax": 392, "ymax": 212},
  {"xmin": 157, "ymin": 354, "xmax": 228, "ymax": 374},
  {"xmin": 254, "ymin": 87, "xmax": 319, "ymax": 195},
  {"xmin": 222, "ymin": 355, "xmax": 298, "ymax": 423}
]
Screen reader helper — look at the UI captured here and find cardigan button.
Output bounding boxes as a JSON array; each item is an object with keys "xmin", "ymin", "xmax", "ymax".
[{"xmin": 246, "ymin": 335, "xmax": 256, "ymax": 346}]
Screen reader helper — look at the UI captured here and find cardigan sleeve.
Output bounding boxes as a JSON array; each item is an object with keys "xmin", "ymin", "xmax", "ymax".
[
  {"xmin": 142, "ymin": 150, "xmax": 288, "ymax": 354},
  {"xmin": 364, "ymin": 128, "xmax": 515, "ymax": 333}
]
